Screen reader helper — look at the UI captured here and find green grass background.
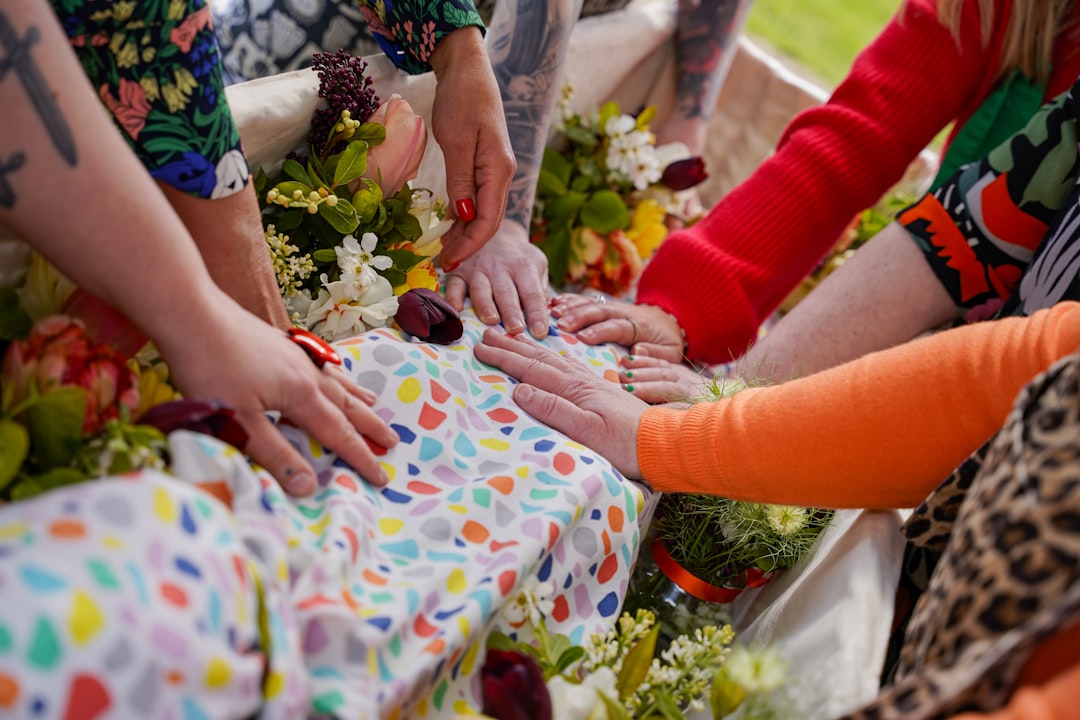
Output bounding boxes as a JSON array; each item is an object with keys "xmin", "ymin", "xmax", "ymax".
[{"xmin": 744, "ymin": 0, "xmax": 905, "ymax": 88}]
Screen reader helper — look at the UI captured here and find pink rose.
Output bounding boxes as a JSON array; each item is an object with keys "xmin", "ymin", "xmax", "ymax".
[
  {"xmin": 2, "ymin": 315, "xmax": 140, "ymax": 435},
  {"xmin": 360, "ymin": 94, "xmax": 426, "ymax": 196}
]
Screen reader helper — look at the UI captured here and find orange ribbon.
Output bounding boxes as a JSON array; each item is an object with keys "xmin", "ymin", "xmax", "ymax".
[{"xmin": 650, "ymin": 538, "xmax": 744, "ymax": 604}]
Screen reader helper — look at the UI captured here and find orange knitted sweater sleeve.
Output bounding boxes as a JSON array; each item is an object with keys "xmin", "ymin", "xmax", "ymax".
[{"xmin": 637, "ymin": 302, "xmax": 1080, "ymax": 509}]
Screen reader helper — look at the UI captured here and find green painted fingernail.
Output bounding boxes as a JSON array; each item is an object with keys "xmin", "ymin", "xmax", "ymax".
[
  {"xmin": 627, "ymin": 355, "xmax": 634, "ymax": 361},
  {"xmin": 624, "ymin": 384, "xmax": 634, "ymax": 392},
  {"xmin": 625, "ymin": 371, "xmax": 633, "ymax": 379}
]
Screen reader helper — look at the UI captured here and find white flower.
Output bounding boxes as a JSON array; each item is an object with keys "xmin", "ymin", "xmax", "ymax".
[
  {"xmin": 547, "ymin": 667, "xmax": 617, "ymax": 720},
  {"xmin": 722, "ymin": 645, "xmax": 788, "ymax": 694},
  {"xmin": 337, "ymin": 232, "xmax": 393, "ymax": 279},
  {"xmin": 502, "ymin": 575, "xmax": 556, "ymax": 627},
  {"xmin": 765, "ymin": 505, "xmax": 809, "ymax": 536},
  {"xmin": 305, "ymin": 273, "xmax": 398, "ymax": 341},
  {"xmin": 409, "ymin": 192, "xmax": 453, "ymax": 257},
  {"xmin": 603, "ymin": 114, "xmax": 636, "ymax": 140}
]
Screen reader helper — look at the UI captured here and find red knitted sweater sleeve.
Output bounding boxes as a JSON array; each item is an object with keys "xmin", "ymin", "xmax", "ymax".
[
  {"xmin": 636, "ymin": 0, "xmax": 993, "ymax": 364},
  {"xmin": 636, "ymin": 302, "xmax": 1080, "ymax": 509}
]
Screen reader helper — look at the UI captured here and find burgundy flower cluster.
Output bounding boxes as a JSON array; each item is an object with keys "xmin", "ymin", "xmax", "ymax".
[{"xmin": 308, "ymin": 49, "xmax": 381, "ymax": 152}]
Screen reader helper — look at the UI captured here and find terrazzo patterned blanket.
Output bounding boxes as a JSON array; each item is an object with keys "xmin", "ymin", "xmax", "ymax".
[{"xmin": 0, "ymin": 309, "xmax": 650, "ymax": 719}]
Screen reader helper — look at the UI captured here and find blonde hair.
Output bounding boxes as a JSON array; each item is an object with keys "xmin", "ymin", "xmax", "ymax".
[{"xmin": 929, "ymin": 0, "xmax": 1073, "ymax": 85}]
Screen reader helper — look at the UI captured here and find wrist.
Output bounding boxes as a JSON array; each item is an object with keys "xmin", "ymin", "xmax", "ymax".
[{"xmin": 429, "ymin": 26, "xmax": 485, "ymax": 79}]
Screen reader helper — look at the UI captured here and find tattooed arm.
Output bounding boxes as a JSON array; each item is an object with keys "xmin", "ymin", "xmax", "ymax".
[
  {"xmin": 0, "ymin": 0, "xmax": 399, "ymax": 495},
  {"xmin": 444, "ymin": 0, "xmax": 584, "ymax": 338},
  {"xmin": 655, "ymin": 0, "xmax": 752, "ymax": 155}
]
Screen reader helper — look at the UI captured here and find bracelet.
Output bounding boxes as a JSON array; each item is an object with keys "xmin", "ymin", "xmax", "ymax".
[{"xmin": 287, "ymin": 327, "xmax": 342, "ymax": 368}]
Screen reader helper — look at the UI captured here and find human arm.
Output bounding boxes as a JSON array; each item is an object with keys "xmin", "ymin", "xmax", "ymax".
[
  {"xmin": 474, "ymin": 302, "xmax": 1080, "ymax": 508},
  {"xmin": 0, "ymin": 0, "xmax": 398, "ymax": 494},
  {"xmin": 609, "ymin": 0, "xmax": 993, "ymax": 363},
  {"xmin": 444, "ymin": 0, "xmax": 585, "ymax": 337},
  {"xmin": 951, "ymin": 661, "xmax": 1080, "ymax": 720},
  {"xmin": 653, "ymin": 0, "xmax": 751, "ymax": 156},
  {"xmin": 428, "ymin": 25, "xmax": 516, "ymax": 269}
]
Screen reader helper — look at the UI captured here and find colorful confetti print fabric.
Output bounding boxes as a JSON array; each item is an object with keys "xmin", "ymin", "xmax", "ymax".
[{"xmin": 0, "ymin": 309, "xmax": 651, "ymax": 719}]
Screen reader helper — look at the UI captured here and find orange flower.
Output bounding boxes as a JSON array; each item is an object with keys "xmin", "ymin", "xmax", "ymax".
[
  {"xmin": 99, "ymin": 78, "xmax": 151, "ymax": 140},
  {"xmin": 168, "ymin": 5, "xmax": 210, "ymax": 53}
]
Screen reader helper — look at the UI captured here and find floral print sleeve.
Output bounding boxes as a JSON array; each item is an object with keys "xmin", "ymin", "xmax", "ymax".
[
  {"xmin": 52, "ymin": 0, "xmax": 249, "ymax": 199},
  {"xmin": 898, "ymin": 80, "xmax": 1080, "ymax": 321},
  {"xmin": 354, "ymin": 0, "xmax": 484, "ymax": 75}
]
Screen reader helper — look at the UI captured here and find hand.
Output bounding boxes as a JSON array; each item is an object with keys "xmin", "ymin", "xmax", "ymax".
[
  {"xmin": 473, "ymin": 328, "xmax": 646, "ymax": 479},
  {"xmin": 444, "ymin": 222, "xmax": 551, "ymax": 337},
  {"xmin": 550, "ymin": 294, "xmax": 686, "ymax": 361},
  {"xmin": 429, "ymin": 27, "xmax": 516, "ymax": 270},
  {"xmin": 618, "ymin": 354, "xmax": 713, "ymax": 404},
  {"xmin": 159, "ymin": 304, "xmax": 400, "ymax": 497}
]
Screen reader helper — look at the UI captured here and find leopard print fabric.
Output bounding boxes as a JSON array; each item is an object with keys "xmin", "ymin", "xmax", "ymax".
[{"xmin": 839, "ymin": 352, "xmax": 1080, "ymax": 720}]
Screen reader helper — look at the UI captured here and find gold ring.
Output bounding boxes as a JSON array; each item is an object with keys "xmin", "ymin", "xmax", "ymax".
[{"xmin": 625, "ymin": 317, "xmax": 638, "ymax": 346}]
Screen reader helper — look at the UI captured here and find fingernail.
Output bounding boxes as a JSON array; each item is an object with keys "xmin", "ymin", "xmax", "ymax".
[
  {"xmin": 627, "ymin": 355, "xmax": 634, "ymax": 361},
  {"xmin": 455, "ymin": 197, "xmax": 476, "ymax": 222},
  {"xmin": 284, "ymin": 469, "xmax": 316, "ymax": 496},
  {"xmin": 443, "ymin": 259, "xmax": 462, "ymax": 273},
  {"xmin": 515, "ymin": 384, "xmax": 535, "ymax": 402},
  {"xmin": 623, "ymin": 384, "xmax": 634, "ymax": 392},
  {"xmin": 625, "ymin": 371, "xmax": 633, "ymax": 379}
]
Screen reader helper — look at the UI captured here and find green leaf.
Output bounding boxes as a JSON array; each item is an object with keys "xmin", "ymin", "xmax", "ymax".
[
  {"xmin": 540, "ymin": 147, "xmax": 574, "ymax": 187},
  {"xmin": 710, "ymin": 670, "xmax": 747, "ymax": 719},
  {"xmin": 27, "ymin": 387, "xmax": 86, "ymax": 470},
  {"xmin": 333, "ymin": 140, "xmax": 369, "ymax": 187},
  {"xmin": 312, "ymin": 248, "xmax": 338, "ymax": 263},
  {"xmin": 598, "ymin": 692, "xmax": 633, "ymax": 720},
  {"xmin": 548, "ymin": 191, "xmax": 587, "ymax": 227},
  {"xmin": 274, "ymin": 210, "xmax": 304, "ymax": 232},
  {"xmin": 352, "ymin": 183, "xmax": 384, "ymax": 224},
  {"xmin": 598, "ymin": 100, "xmax": 621, "ymax": 131},
  {"xmin": 617, "ymin": 622, "xmax": 659, "ymax": 699},
  {"xmin": 553, "ymin": 645, "xmax": 586, "ymax": 675},
  {"xmin": 635, "ymin": 104, "xmax": 657, "ymax": 130},
  {"xmin": 380, "ymin": 268, "xmax": 407, "ymax": 288},
  {"xmin": 282, "ymin": 158, "xmax": 314, "ymax": 186},
  {"xmin": 485, "ymin": 631, "xmax": 517, "ymax": 650},
  {"xmin": 536, "ymin": 168, "xmax": 569, "ymax": 199},
  {"xmin": 318, "ymin": 200, "xmax": 360, "ymax": 235},
  {"xmin": 10, "ymin": 466, "xmax": 86, "ymax": 501},
  {"xmin": 0, "ymin": 288, "xmax": 31, "ymax": 341},
  {"xmin": 538, "ymin": 225, "xmax": 571, "ymax": 286},
  {"xmin": 562, "ymin": 124, "xmax": 599, "ymax": 148},
  {"xmin": 308, "ymin": 156, "xmax": 328, "ymax": 185},
  {"xmin": 253, "ymin": 166, "xmax": 268, "ymax": 195},
  {"xmin": 0, "ymin": 418, "xmax": 29, "ymax": 490},
  {"xmin": 355, "ymin": 122, "xmax": 387, "ymax": 146},
  {"xmin": 653, "ymin": 690, "xmax": 686, "ymax": 719},
  {"xmin": 581, "ymin": 190, "xmax": 630, "ymax": 234},
  {"xmin": 273, "ymin": 180, "xmax": 314, "ymax": 203}
]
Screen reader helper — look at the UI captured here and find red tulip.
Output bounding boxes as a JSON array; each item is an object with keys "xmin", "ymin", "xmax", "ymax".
[
  {"xmin": 395, "ymin": 288, "xmax": 463, "ymax": 344},
  {"xmin": 2, "ymin": 315, "xmax": 139, "ymax": 435},
  {"xmin": 480, "ymin": 649, "xmax": 553, "ymax": 720},
  {"xmin": 137, "ymin": 398, "xmax": 248, "ymax": 450},
  {"xmin": 660, "ymin": 156, "xmax": 708, "ymax": 191}
]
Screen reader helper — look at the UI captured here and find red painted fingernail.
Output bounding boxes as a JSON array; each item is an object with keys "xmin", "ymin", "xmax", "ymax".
[
  {"xmin": 443, "ymin": 259, "xmax": 462, "ymax": 273},
  {"xmin": 287, "ymin": 327, "xmax": 342, "ymax": 368},
  {"xmin": 455, "ymin": 197, "xmax": 476, "ymax": 222}
]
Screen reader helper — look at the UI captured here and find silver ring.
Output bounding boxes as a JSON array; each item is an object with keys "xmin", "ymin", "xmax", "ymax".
[
  {"xmin": 625, "ymin": 317, "xmax": 638, "ymax": 346},
  {"xmin": 596, "ymin": 296, "xmax": 607, "ymax": 305}
]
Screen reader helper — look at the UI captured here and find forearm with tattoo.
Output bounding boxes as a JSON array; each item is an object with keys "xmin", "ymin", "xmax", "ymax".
[
  {"xmin": 672, "ymin": 0, "xmax": 751, "ymax": 124},
  {"xmin": 487, "ymin": 0, "xmax": 584, "ymax": 230},
  {"xmin": 0, "ymin": 8, "xmax": 77, "ymax": 208}
]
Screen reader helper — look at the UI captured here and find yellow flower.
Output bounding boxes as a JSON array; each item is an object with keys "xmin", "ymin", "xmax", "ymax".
[
  {"xmin": 174, "ymin": 67, "xmax": 197, "ymax": 95},
  {"xmin": 167, "ymin": 0, "xmax": 187, "ymax": 21},
  {"xmin": 129, "ymin": 361, "xmax": 181, "ymax": 419},
  {"xmin": 112, "ymin": 1, "xmax": 136, "ymax": 22},
  {"xmin": 114, "ymin": 40, "xmax": 139, "ymax": 69},
  {"xmin": 141, "ymin": 46, "xmax": 156, "ymax": 63},
  {"xmin": 394, "ymin": 260, "xmax": 439, "ymax": 294},
  {"xmin": 626, "ymin": 198, "xmax": 668, "ymax": 259},
  {"xmin": 139, "ymin": 76, "xmax": 160, "ymax": 101}
]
